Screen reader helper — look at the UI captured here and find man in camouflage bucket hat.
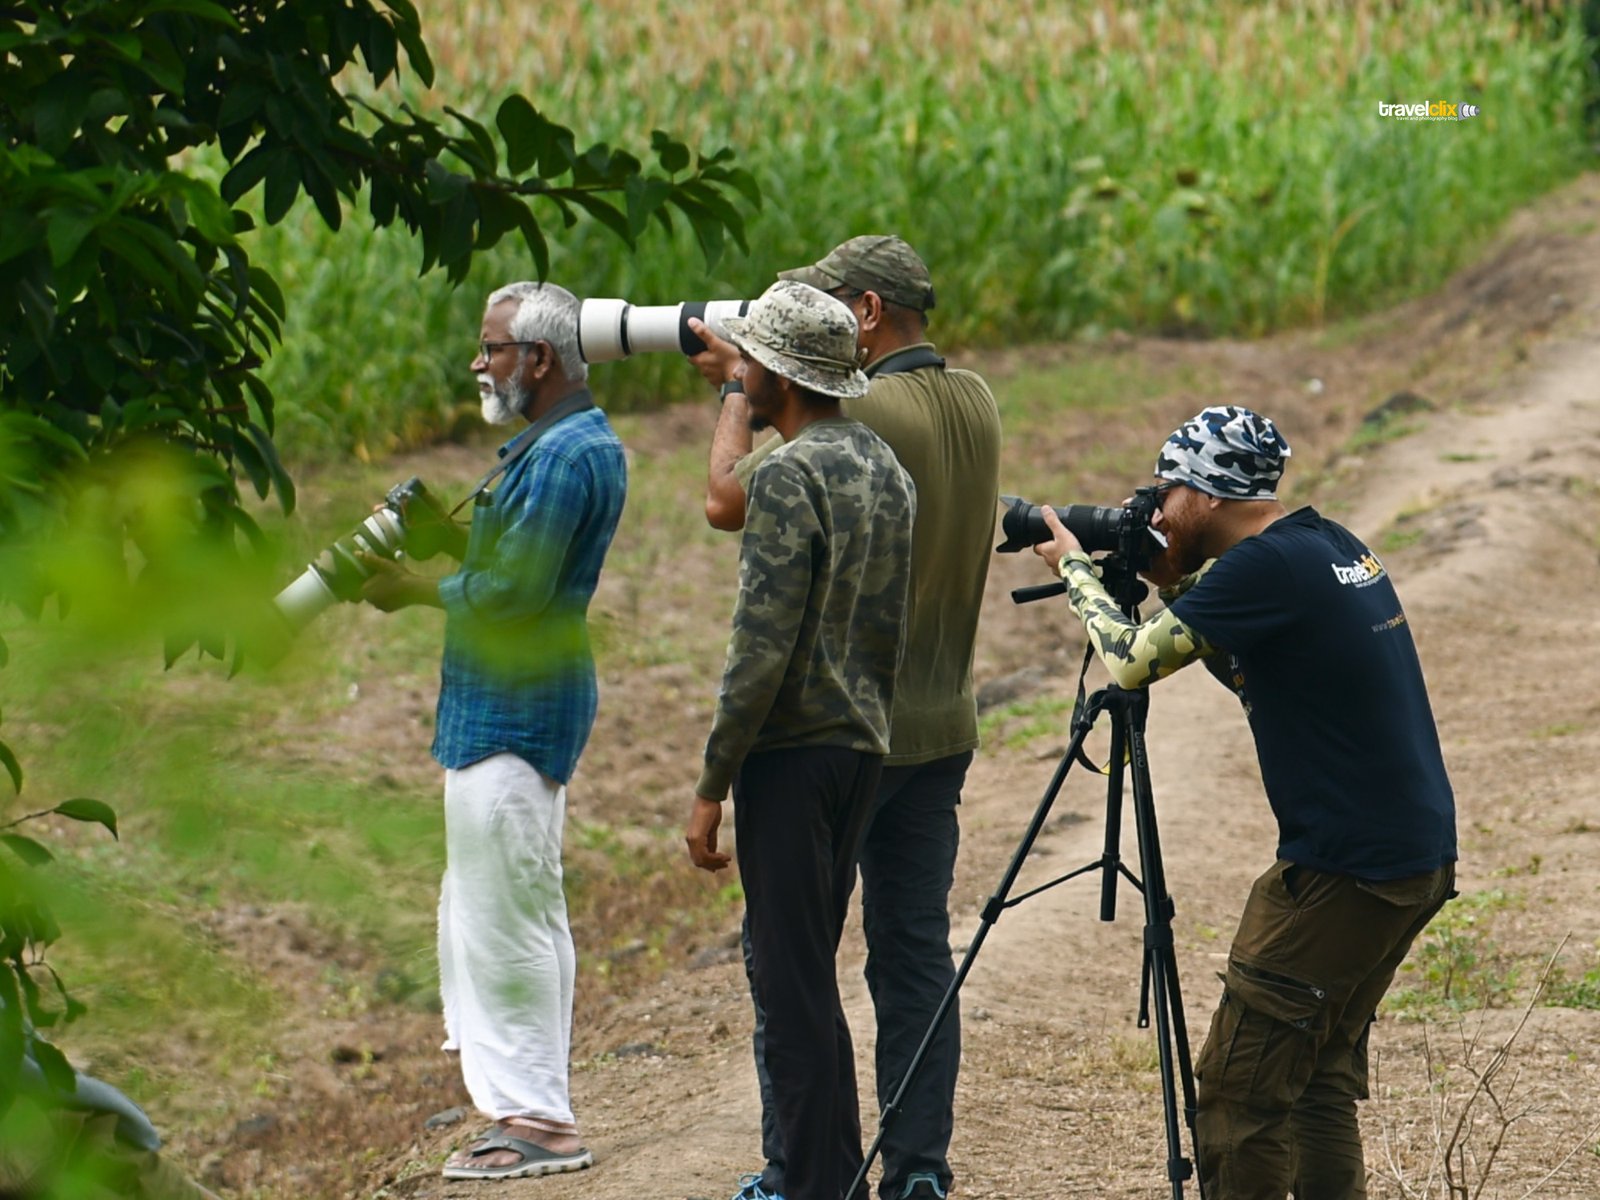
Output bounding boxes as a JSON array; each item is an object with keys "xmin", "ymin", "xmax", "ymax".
[
  {"xmin": 689, "ymin": 239, "xmax": 1001, "ymax": 1200},
  {"xmin": 687, "ymin": 280, "xmax": 917, "ymax": 1200},
  {"xmin": 1028, "ymin": 407, "xmax": 1457, "ymax": 1200}
]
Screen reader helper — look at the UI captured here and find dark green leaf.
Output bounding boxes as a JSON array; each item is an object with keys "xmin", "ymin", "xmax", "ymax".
[
  {"xmin": 515, "ymin": 206, "xmax": 550, "ymax": 280},
  {"xmin": 496, "ymin": 95, "xmax": 542, "ymax": 176},
  {"xmin": 361, "ymin": 18, "xmax": 398, "ymax": 84},
  {"xmin": 446, "ymin": 106, "xmax": 497, "ymax": 173},
  {"xmin": 247, "ymin": 265, "xmax": 287, "ymax": 322},
  {"xmin": 262, "ymin": 156, "xmax": 301, "ymax": 225},
  {"xmin": 672, "ymin": 194, "xmax": 725, "ymax": 269},
  {"xmin": 565, "ymin": 192, "xmax": 633, "ymax": 248},
  {"xmin": 301, "ymin": 161, "xmax": 343, "ymax": 231},
  {"xmin": 141, "ymin": 0, "xmax": 239, "ymax": 25},
  {"xmin": 221, "ymin": 144, "xmax": 278, "ymax": 204},
  {"xmin": 388, "ymin": 4, "xmax": 433, "ymax": 86},
  {"xmin": 216, "ymin": 80, "xmax": 266, "ymax": 129},
  {"xmin": 35, "ymin": 72, "xmax": 95, "ymax": 158},
  {"xmin": 436, "ymin": 188, "xmax": 473, "ymax": 273},
  {"xmin": 650, "ymin": 130, "xmax": 690, "ymax": 174},
  {"xmin": 30, "ymin": 1038, "xmax": 75, "ymax": 1094},
  {"xmin": 45, "ymin": 211, "xmax": 100, "ymax": 269},
  {"xmin": 164, "ymin": 633, "xmax": 197, "ymax": 669},
  {"xmin": 244, "ymin": 423, "xmax": 294, "ymax": 514},
  {"xmin": 229, "ymin": 424, "xmax": 271, "ymax": 499},
  {"xmin": 624, "ymin": 175, "xmax": 671, "ymax": 236},
  {"xmin": 474, "ymin": 189, "xmax": 522, "ymax": 251},
  {"xmin": 52, "ymin": 799, "xmax": 118, "ymax": 840},
  {"xmin": 1, "ymin": 836, "xmax": 52, "ymax": 867},
  {"xmin": 0, "ymin": 741, "xmax": 19, "ymax": 794},
  {"xmin": 719, "ymin": 166, "xmax": 762, "ymax": 210}
]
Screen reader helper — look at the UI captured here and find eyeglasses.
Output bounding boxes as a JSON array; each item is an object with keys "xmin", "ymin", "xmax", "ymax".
[
  {"xmin": 479, "ymin": 339, "xmax": 542, "ymax": 361},
  {"xmin": 825, "ymin": 287, "xmax": 865, "ymax": 303}
]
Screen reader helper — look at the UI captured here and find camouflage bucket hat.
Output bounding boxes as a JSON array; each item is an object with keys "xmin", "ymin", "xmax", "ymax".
[
  {"xmin": 778, "ymin": 234, "xmax": 936, "ymax": 312},
  {"xmin": 721, "ymin": 281, "xmax": 870, "ymax": 400},
  {"xmin": 1155, "ymin": 405, "xmax": 1292, "ymax": 500}
]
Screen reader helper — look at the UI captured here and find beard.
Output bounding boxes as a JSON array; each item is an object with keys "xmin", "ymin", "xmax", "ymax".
[
  {"xmin": 478, "ymin": 373, "xmax": 525, "ymax": 426},
  {"xmin": 1150, "ymin": 501, "xmax": 1210, "ymax": 583}
]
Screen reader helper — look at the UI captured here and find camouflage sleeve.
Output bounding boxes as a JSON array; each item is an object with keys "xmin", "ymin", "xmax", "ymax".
[
  {"xmin": 1156, "ymin": 557, "xmax": 1217, "ymax": 605},
  {"xmin": 696, "ymin": 458, "xmax": 817, "ymax": 800},
  {"xmin": 1057, "ymin": 551, "xmax": 1215, "ymax": 689}
]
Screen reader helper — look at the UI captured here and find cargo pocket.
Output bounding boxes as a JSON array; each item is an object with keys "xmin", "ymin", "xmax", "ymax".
[{"xmin": 1198, "ymin": 959, "xmax": 1327, "ymax": 1109}]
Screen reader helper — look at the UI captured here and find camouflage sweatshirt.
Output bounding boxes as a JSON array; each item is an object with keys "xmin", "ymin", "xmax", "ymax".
[{"xmin": 697, "ymin": 417, "xmax": 916, "ymax": 800}]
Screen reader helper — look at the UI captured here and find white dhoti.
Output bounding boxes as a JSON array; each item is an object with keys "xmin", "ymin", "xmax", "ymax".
[{"xmin": 438, "ymin": 752, "xmax": 577, "ymax": 1131}]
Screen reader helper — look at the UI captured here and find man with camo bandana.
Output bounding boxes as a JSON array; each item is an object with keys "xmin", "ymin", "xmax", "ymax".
[
  {"xmin": 1031, "ymin": 405, "xmax": 1457, "ymax": 1200},
  {"xmin": 686, "ymin": 280, "xmax": 916, "ymax": 1200}
]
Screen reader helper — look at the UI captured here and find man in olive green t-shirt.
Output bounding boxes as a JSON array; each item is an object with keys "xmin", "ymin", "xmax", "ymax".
[{"xmin": 692, "ymin": 236, "xmax": 1003, "ymax": 1200}]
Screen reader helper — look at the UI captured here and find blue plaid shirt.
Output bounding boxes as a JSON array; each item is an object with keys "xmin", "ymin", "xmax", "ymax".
[{"xmin": 431, "ymin": 402, "xmax": 627, "ymax": 783}]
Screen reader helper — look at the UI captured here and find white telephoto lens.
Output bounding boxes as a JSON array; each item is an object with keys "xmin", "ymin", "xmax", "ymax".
[
  {"xmin": 273, "ymin": 567, "xmax": 339, "ymax": 632},
  {"xmin": 577, "ymin": 298, "xmax": 632, "ymax": 362},
  {"xmin": 618, "ymin": 304, "xmax": 691, "ymax": 355},
  {"xmin": 577, "ymin": 298, "xmax": 752, "ymax": 361}
]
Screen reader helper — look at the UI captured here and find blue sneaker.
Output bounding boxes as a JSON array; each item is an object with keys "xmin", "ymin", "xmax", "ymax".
[
  {"xmin": 897, "ymin": 1173, "xmax": 947, "ymax": 1200},
  {"xmin": 732, "ymin": 1172, "xmax": 784, "ymax": 1200}
]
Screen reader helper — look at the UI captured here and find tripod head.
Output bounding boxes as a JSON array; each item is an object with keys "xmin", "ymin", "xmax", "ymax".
[{"xmin": 1012, "ymin": 551, "xmax": 1148, "ymax": 617}]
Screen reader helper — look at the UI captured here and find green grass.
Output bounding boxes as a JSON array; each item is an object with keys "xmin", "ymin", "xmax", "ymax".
[
  {"xmin": 979, "ymin": 696, "xmax": 1075, "ymax": 750},
  {"xmin": 1387, "ymin": 888, "xmax": 1523, "ymax": 1016},
  {"xmin": 227, "ymin": 0, "xmax": 1595, "ymax": 459},
  {"xmin": 1384, "ymin": 888, "xmax": 1600, "ymax": 1018}
]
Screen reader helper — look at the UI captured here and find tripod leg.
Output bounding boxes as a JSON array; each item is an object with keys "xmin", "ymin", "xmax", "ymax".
[
  {"xmin": 1099, "ymin": 711, "xmax": 1128, "ymax": 922},
  {"xmin": 1122, "ymin": 689, "xmax": 1197, "ymax": 1199},
  {"xmin": 847, "ymin": 697, "xmax": 1109, "ymax": 1200}
]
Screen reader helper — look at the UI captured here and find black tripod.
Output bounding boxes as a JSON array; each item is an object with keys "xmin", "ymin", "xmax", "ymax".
[{"xmin": 849, "ymin": 565, "xmax": 1203, "ymax": 1200}]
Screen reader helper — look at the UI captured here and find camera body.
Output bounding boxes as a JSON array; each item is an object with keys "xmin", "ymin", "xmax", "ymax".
[
  {"xmin": 576, "ymin": 298, "xmax": 751, "ymax": 363},
  {"xmin": 273, "ymin": 477, "xmax": 443, "ymax": 633}
]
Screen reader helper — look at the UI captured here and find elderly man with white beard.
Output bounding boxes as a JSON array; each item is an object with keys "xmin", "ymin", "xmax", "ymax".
[{"xmin": 357, "ymin": 281, "xmax": 628, "ymax": 1182}]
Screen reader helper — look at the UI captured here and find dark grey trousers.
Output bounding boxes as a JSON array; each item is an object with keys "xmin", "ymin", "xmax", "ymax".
[
  {"xmin": 746, "ymin": 751, "xmax": 970, "ymax": 1199},
  {"xmin": 736, "ymin": 746, "xmax": 882, "ymax": 1200}
]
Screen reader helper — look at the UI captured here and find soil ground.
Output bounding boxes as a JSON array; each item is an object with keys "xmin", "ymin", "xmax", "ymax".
[{"xmin": 173, "ymin": 175, "xmax": 1600, "ymax": 1199}]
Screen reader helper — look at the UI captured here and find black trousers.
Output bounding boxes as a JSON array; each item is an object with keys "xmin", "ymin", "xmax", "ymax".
[
  {"xmin": 735, "ymin": 746, "xmax": 882, "ymax": 1200},
  {"xmin": 745, "ymin": 751, "xmax": 971, "ymax": 1198}
]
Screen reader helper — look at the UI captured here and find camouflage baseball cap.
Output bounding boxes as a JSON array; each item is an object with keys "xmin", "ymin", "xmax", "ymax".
[
  {"xmin": 720, "ymin": 281, "xmax": 870, "ymax": 400},
  {"xmin": 778, "ymin": 234, "xmax": 936, "ymax": 312}
]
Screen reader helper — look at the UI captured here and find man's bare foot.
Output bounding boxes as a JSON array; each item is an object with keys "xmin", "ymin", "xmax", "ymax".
[{"xmin": 444, "ymin": 1118, "xmax": 583, "ymax": 1171}]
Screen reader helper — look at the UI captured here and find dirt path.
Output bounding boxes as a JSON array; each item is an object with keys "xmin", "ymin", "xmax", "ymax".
[{"xmin": 319, "ymin": 177, "xmax": 1600, "ymax": 1199}]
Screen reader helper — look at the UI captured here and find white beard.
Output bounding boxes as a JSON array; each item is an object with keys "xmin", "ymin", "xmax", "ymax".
[{"xmin": 478, "ymin": 374, "xmax": 523, "ymax": 426}]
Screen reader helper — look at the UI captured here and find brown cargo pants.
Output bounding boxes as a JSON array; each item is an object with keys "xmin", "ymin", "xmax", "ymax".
[{"xmin": 1194, "ymin": 858, "xmax": 1455, "ymax": 1200}]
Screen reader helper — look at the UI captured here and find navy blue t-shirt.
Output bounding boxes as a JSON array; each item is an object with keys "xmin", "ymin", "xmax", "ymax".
[{"xmin": 1168, "ymin": 507, "xmax": 1456, "ymax": 879}]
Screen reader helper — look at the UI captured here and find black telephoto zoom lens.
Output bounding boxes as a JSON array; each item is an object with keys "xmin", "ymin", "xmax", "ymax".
[{"xmin": 995, "ymin": 495, "xmax": 1128, "ymax": 554}]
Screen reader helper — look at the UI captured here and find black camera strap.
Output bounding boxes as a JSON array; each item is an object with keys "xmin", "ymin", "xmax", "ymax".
[
  {"xmin": 866, "ymin": 344, "xmax": 945, "ymax": 378},
  {"xmin": 448, "ymin": 389, "xmax": 597, "ymax": 518}
]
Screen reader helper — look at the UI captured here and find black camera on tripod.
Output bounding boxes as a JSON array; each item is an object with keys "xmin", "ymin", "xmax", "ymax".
[
  {"xmin": 995, "ymin": 486, "xmax": 1168, "ymax": 564},
  {"xmin": 995, "ymin": 485, "xmax": 1171, "ymax": 609}
]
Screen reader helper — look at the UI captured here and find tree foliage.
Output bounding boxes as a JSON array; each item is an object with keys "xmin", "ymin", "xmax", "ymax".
[{"xmin": 0, "ymin": 0, "xmax": 756, "ymax": 1161}]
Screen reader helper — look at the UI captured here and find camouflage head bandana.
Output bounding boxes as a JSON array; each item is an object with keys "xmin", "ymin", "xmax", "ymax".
[{"xmin": 1155, "ymin": 406, "xmax": 1292, "ymax": 500}]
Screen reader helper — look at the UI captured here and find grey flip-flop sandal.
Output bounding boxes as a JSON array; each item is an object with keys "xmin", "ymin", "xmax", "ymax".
[{"xmin": 442, "ymin": 1134, "xmax": 594, "ymax": 1180}]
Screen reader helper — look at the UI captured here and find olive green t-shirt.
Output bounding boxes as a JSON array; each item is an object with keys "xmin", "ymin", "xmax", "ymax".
[{"xmin": 736, "ymin": 343, "xmax": 1002, "ymax": 766}]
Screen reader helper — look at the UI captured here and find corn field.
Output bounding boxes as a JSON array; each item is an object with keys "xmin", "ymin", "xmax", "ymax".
[{"xmin": 249, "ymin": 0, "xmax": 1595, "ymax": 457}]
